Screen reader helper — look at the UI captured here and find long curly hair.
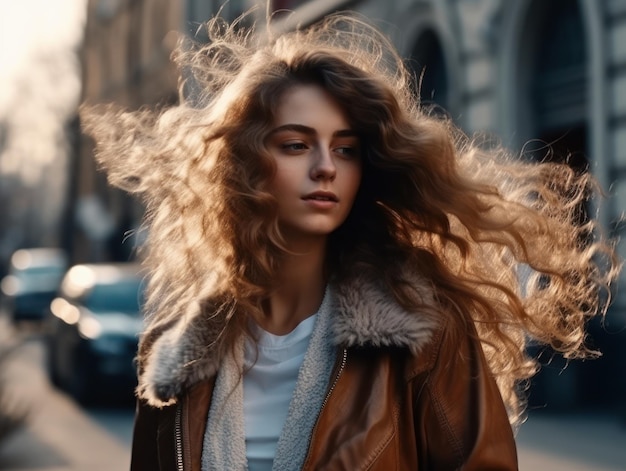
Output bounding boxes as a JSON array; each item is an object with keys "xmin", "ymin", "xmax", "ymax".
[{"xmin": 81, "ymin": 13, "xmax": 619, "ymax": 426}]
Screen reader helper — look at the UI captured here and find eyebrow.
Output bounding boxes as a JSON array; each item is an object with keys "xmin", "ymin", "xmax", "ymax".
[{"xmin": 268, "ymin": 124, "xmax": 359, "ymax": 138}]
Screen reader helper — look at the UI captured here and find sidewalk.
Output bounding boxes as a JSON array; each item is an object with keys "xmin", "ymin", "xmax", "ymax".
[
  {"xmin": 517, "ymin": 411, "xmax": 626, "ymax": 470},
  {"xmin": 0, "ymin": 337, "xmax": 131, "ymax": 471}
]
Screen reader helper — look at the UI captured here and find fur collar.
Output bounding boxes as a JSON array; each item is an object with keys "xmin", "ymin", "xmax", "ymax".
[{"xmin": 138, "ymin": 271, "xmax": 439, "ymax": 407}]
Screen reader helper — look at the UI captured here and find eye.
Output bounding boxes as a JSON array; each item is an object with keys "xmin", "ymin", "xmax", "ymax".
[
  {"xmin": 334, "ymin": 145, "xmax": 360, "ymax": 158},
  {"xmin": 281, "ymin": 142, "xmax": 308, "ymax": 152}
]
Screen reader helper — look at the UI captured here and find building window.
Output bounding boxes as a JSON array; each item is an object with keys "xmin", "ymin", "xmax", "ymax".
[
  {"xmin": 409, "ymin": 30, "xmax": 449, "ymax": 114},
  {"xmin": 529, "ymin": 0, "xmax": 587, "ymax": 172},
  {"xmin": 270, "ymin": 0, "xmax": 311, "ymax": 18}
]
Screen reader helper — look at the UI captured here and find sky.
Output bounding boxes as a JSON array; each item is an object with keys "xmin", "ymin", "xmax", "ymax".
[{"xmin": 0, "ymin": 0, "xmax": 87, "ymax": 185}]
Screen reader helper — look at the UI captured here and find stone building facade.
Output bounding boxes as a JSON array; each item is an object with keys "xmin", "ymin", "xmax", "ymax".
[
  {"xmin": 71, "ymin": 0, "xmax": 250, "ymax": 262},
  {"xmin": 71, "ymin": 0, "xmax": 183, "ymax": 262}
]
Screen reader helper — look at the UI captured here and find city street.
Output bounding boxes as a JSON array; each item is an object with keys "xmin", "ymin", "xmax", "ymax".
[{"xmin": 0, "ymin": 336, "xmax": 625, "ymax": 470}]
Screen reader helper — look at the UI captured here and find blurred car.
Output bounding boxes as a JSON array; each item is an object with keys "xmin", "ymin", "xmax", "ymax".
[
  {"xmin": 0, "ymin": 248, "xmax": 68, "ymax": 322},
  {"xmin": 45, "ymin": 262, "xmax": 144, "ymax": 403}
]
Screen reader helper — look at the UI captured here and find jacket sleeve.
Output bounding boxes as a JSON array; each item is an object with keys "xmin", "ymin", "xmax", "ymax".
[{"xmin": 413, "ymin": 323, "xmax": 518, "ymax": 470}]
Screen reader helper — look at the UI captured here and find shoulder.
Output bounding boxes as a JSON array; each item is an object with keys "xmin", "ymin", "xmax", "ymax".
[
  {"xmin": 397, "ymin": 298, "xmax": 491, "ymax": 386},
  {"xmin": 400, "ymin": 316, "xmax": 460, "ymax": 381}
]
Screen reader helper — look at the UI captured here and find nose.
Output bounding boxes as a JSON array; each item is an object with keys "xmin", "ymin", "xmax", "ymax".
[{"xmin": 310, "ymin": 147, "xmax": 336, "ymax": 181}]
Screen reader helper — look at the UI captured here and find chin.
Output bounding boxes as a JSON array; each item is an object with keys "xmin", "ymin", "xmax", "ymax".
[{"xmin": 280, "ymin": 224, "xmax": 340, "ymax": 241}]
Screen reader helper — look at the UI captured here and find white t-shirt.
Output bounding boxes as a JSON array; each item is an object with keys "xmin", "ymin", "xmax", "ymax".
[{"xmin": 243, "ymin": 314, "xmax": 317, "ymax": 471}]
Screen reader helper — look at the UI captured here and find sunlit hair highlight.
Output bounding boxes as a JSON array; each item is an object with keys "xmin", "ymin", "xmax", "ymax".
[{"xmin": 81, "ymin": 12, "xmax": 620, "ymax": 426}]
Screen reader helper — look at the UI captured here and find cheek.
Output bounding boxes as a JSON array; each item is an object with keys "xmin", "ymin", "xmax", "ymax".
[
  {"xmin": 269, "ymin": 165, "xmax": 296, "ymax": 197},
  {"xmin": 344, "ymin": 165, "xmax": 363, "ymax": 200}
]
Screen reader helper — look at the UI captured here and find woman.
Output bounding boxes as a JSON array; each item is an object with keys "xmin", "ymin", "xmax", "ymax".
[{"xmin": 82, "ymin": 13, "xmax": 618, "ymax": 471}]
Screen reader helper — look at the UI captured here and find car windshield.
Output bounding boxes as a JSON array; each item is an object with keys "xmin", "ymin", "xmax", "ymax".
[
  {"xmin": 17, "ymin": 266, "xmax": 64, "ymax": 277},
  {"xmin": 83, "ymin": 279, "xmax": 143, "ymax": 314},
  {"xmin": 15, "ymin": 266, "xmax": 65, "ymax": 291}
]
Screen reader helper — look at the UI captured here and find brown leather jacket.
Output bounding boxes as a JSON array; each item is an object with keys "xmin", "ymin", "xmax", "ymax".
[{"xmin": 130, "ymin": 273, "xmax": 518, "ymax": 470}]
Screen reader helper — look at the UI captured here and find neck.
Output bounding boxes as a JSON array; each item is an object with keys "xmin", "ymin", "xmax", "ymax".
[{"xmin": 257, "ymin": 237, "xmax": 327, "ymax": 335}]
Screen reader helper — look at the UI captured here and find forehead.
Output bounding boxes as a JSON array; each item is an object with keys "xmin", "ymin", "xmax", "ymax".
[{"xmin": 273, "ymin": 84, "xmax": 351, "ymax": 130}]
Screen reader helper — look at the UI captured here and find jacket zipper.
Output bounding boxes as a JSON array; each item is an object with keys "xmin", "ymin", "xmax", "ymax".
[
  {"xmin": 303, "ymin": 348, "xmax": 348, "ymax": 467},
  {"xmin": 174, "ymin": 401, "xmax": 184, "ymax": 471}
]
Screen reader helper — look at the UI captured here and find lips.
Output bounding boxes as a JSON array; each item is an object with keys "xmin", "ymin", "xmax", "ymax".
[{"xmin": 302, "ymin": 191, "xmax": 339, "ymax": 202}]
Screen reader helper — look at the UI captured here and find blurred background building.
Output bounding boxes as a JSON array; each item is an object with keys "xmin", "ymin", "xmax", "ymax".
[{"xmin": 1, "ymin": 0, "xmax": 625, "ymax": 411}]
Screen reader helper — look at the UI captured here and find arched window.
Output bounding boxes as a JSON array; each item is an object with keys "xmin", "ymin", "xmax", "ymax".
[
  {"xmin": 521, "ymin": 0, "xmax": 619, "ymax": 412},
  {"xmin": 409, "ymin": 30, "xmax": 449, "ymax": 113}
]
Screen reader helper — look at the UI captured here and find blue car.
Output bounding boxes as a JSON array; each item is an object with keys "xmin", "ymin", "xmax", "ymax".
[
  {"xmin": 45, "ymin": 263, "xmax": 144, "ymax": 404},
  {"xmin": 1, "ymin": 248, "xmax": 67, "ymax": 322}
]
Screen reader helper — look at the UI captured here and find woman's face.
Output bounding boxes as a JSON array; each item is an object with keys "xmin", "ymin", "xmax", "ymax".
[{"xmin": 265, "ymin": 84, "xmax": 362, "ymax": 245}]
